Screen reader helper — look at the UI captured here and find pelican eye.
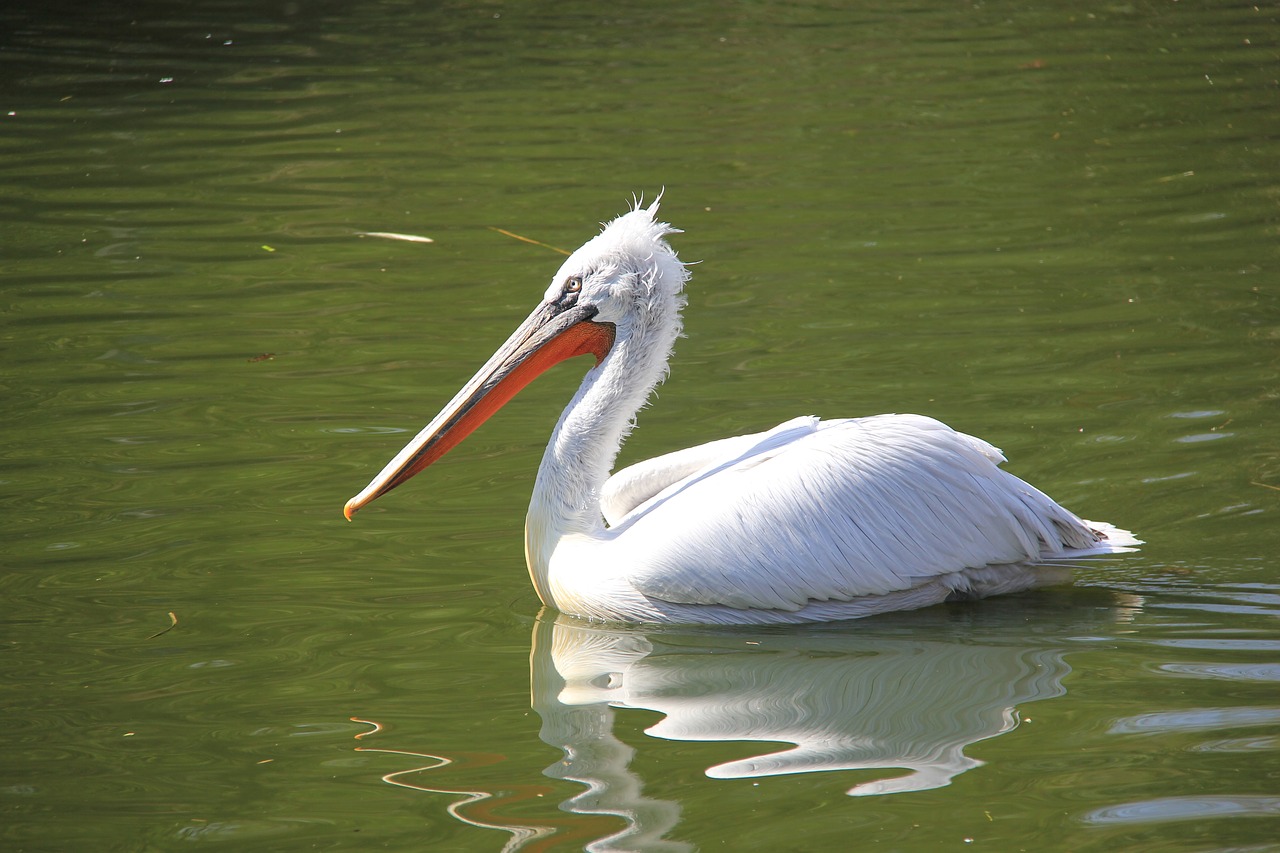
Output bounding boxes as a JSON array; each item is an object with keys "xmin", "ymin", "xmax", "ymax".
[{"xmin": 554, "ymin": 276, "xmax": 583, "ymax": 308}]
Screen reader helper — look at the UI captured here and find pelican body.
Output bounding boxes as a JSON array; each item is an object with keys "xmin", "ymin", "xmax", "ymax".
[{"xmin": 345, "ymin": 199, "xmax": 1138, "ymax": 625}]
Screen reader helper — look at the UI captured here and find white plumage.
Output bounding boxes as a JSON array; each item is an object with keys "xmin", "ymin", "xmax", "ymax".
[{"xmin": 345, "ymin": 198, "xmax": 1139, "ymax": 624}]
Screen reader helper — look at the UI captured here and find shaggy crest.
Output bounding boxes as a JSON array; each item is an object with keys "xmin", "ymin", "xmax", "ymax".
[{"xmin": 565, "ymin": 197, "xmax": 687, "ymax": 289}]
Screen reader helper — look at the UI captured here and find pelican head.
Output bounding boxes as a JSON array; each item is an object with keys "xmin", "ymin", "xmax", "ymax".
[
  {"xmin": 344, "ymin": 198, "xmax": 688, "ymax": 521},
  {"xmin": 547, "ymin": 200, "xmax": 688, "ymax": 337}
]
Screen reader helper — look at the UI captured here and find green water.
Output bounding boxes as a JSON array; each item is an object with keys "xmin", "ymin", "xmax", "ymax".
[{"xmin": 3, "ymin": 1, "xmax": 1278, "ymax": 850}]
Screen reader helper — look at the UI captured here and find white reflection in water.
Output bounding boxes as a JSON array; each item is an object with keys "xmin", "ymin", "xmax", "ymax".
[
  {"xmin": 531, "ymin": 608, "xmax": 1083, "ymax": 850},
  {"xmin": 1082, "ymin": 795, "xmax": 1280, "ymax": 825},
  {"xmin": 1108, "ymin": 706, "xmax": 1280, "ymax": 735}
]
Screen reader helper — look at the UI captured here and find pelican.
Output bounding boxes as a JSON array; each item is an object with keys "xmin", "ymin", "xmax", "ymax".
[{"xmin": 344, "ymin": 198, "xmax": 1139, "ymax": 625}]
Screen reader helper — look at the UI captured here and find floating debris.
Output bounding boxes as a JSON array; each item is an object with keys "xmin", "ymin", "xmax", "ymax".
[
  {"xmin": 146, "ymin": 611, "xmax": 178, "ymax": 639},
  {"xmin": 488, "ymin": 226, "xmax": 569, "ymax": 255},
  {"xmin": 359, "ymin": 231, "xmax": 434, "ymax": 243}
]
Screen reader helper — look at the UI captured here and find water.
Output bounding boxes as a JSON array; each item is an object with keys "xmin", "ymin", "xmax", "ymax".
[{"xmin": 3, "ymin": 1, "xmax": 1277, "ymax": 850}]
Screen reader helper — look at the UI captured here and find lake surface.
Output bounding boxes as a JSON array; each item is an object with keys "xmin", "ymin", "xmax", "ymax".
[{"xmin": 3, "ymin": 1, "xmax": 1278, "ymax": 850}]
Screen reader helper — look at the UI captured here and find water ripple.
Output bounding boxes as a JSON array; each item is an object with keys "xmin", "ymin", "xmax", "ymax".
[
  {"xmin": 1109, "ymin": 707, "xmax": 1280, "ymax": 735},
  {"xmin": 1157, "ymin": 663, "xmax": 1280, "ymax": 683},
  {"xmin": 1083, "ymin": 795, "xmax": 1280, "ymax": 825}
]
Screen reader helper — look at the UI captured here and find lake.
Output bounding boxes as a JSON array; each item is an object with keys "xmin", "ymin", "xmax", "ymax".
[{"xmin": 3, "ymin": 1, "xmax": 1277, "ymax": 850}]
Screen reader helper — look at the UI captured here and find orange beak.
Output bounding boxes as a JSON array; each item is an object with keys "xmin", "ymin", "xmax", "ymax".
[{"xmin": 344, "ymin": 301, "xmax": 615, "ymax": 520}]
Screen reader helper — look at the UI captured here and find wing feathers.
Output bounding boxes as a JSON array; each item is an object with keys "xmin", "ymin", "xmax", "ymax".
[{"xmin": 616, "ymin": 415, "xmax": 1117, "ymax": 611}]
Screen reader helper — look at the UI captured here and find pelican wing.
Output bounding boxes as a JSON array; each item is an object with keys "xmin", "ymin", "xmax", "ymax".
[
  {"xmin": 602, "ymin": 432, "xmax": 786, "ymax": 526},
  {"xmin": 617, "ymin": 414, "xmax": 1112, "ymax": 612}
]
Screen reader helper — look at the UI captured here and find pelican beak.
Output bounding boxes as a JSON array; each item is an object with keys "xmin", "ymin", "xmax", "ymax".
[{"xmin": 343, "ymin": 301, "xmax": 615, "ymax": 520}]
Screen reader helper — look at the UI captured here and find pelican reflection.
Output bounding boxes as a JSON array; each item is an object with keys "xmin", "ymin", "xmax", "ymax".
[
  {"xmin": 361, "ymin": 597, "xmax": 1140, "ymax": 851},
  {"xmin": 531, "ymin": 604, "xmax": 1077, "ymax": 821}
]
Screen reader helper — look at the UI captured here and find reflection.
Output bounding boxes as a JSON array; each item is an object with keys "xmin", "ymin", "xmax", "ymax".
[
  {"xmin": 352, "ymin": 717, "xmax": 560, "ymax": 853},
  {"xmin": 363, "ymin": 598, "xmax": 1118, "ymax": 852},
  {"xmin": 531, "ymin": 603, "xmax": 1087, "ymax": 849}
]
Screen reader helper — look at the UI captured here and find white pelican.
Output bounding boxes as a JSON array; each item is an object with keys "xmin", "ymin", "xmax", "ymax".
[{"xmin": 344, "ymin": 198, "xmax": 1139, "ymax": 625}]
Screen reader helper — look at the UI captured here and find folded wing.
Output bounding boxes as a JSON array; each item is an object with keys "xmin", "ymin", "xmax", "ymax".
[{"xmin": 613, "ymin": 414, "xmax": 1126, "ymax": 612}]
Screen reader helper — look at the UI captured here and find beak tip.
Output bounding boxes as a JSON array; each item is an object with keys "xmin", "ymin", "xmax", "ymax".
[{"xmin": 343, "ymin": 500, "xmax": 358, "ymax": 521}]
